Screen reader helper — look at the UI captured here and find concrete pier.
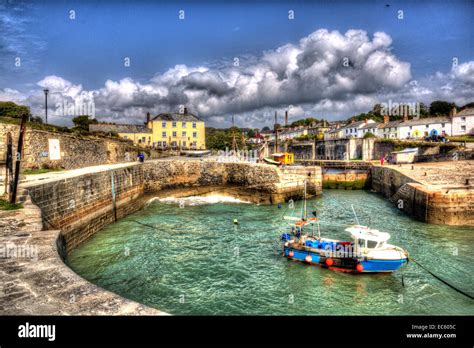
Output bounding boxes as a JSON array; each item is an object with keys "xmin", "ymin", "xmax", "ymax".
[{"xmin": 371, "ymin": 161, "xmax": 474, "ymax": 226}]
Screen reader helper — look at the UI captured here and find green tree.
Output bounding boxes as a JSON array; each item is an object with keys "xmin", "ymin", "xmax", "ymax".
[
  {"xmin": 0, "ymin": 101, "xmax": 31, "ymax": 119},
  {"xmin": 290, "ymin": 117, "xmax": 319, "ymax": 127},
  {"xmin": 429, "ymin": 101, "xmax": 456, "ymax": 116},
  {"xmin": 72, "ymin": 115, "xmax": 98, "ymax": 132},
  {"xmin": 246, "ymin": 129, "xmax": 256, "ymax": 138},
  {"xmin": 372, "ymin": 104, "xmax": 382, "ymax": 117}
]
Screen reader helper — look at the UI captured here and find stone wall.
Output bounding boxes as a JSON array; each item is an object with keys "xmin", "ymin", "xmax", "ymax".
[
  {"xmin": 25, "ymin": 163, "xmax": 144, "ymax": 254},
  {"xmin": 0, "ymin": 123, "xmax": 143, "ymax": 170},
  {"xmin": 370, "ymin": 165, "xmax": 474, "ymax": 225},
  {"xmin": 322, "ymin": 172, "xmax": 369, "ymax": 189},
  {"xmin": 315, "ymin": 138, "xmax": 363, "ymax": 160},
  {"xmin": 22, "ymin": 160, "xmax": 322, "ymax": 253}
]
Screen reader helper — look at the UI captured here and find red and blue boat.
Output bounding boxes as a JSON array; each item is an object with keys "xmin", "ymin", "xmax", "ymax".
[{"xmin": 280, "ymin": 183, "xmax": 409, "ymax": 273}]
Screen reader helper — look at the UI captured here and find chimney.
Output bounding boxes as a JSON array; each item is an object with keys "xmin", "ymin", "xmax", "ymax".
[
  {"xmin": 183, "ymin": 107, "xmax": 188, "ymax": 114},
  {"xmin": 285, "ymin": 110, "xmax": 288, "ymax": 126},
  {"xmin": 146, "ymin": 112, "xmax": 151, "ymax": 124},
  {"xmin": 403, "ymin": 113, "xmax": 408, "ymax": 122},
  {"xmin": 449, "ymin": 107, "xmax": 457, "ymax": 117},
  {"xmin": 336, "ymin": 123, "xmax": 340, "ymax": 129},
  {"xmin": 383, "ymin": 115, "xmax": 389, "ymax": 124},
  {"xmin": 364, "ymin": 118, "xmax": 368, "ymax": 124}
]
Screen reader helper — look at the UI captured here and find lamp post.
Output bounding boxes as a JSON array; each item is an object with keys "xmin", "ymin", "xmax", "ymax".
[{"xmin": 43, "ymin": 88, "xmax": 49, "ymax": 124}]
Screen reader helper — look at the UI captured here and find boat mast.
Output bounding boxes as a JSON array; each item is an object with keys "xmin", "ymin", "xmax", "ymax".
[{"xmin": 303, "ymin": 179, "xmax": 307, "ymax": 220}]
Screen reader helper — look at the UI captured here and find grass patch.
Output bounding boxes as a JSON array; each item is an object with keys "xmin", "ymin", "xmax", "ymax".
[
  {"xmin": 0, "ymin": 199, "xmax": 23, "ymax": 210},
  {"xmin": 22, "ymin": 168, "xmax": 63, "ymax": 175},
  {"xmin": 447, "ymin": 135, "xmax": 474, "ymax": 142}
]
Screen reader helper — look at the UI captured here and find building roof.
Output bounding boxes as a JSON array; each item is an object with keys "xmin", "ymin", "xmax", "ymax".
[
  {"xmin": 398, "ymin": 116, "xmax": 450, "ymax": 127},
  {"xmin": 360, "ymin": 122, "xmax": 380, "ymax": 129},
  {"xmin": 455, "ymin": 107, "xmax": 474, "ymax": 117},
  {"xmin": 341, "ymin": 120, "xmax": 375, "ymax": 129},
  {"xmin": 89, "ymin": 124, "xmax": 152, "ymax": 134},
  {"xmin": 378, "ymin": 120, "xmax": 403, "ymax": 129},
  {"xmin": 152, "ymin": 112, "xmax": 203, "ymax": 122}
]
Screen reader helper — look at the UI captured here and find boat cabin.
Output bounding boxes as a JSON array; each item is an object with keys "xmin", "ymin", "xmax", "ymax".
[
  {"xmin": 271, "ymin": 152, "xmax": 294, "ymax": 165},
  {"xmin": 345, "ymin": 226, "xmax": 390, "ymax": 250}
]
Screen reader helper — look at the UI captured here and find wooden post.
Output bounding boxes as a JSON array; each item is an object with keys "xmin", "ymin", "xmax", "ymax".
[
  {"xmin": 10, "ymin": 112, "xmax": 28, "ymax": 203},
  {"xmin": 4, "ymin": 132, "xmax": 13, "ymax": 195}
]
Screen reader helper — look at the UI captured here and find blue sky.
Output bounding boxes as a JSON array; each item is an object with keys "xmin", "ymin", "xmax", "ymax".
[{"xmin": 1, "ymin": 0, "xmax": 473, "ymax": 127}]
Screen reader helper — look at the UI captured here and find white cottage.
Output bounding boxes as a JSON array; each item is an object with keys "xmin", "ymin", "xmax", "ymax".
[
  {"xmin": 451, "ymin": 107, "xmax": 474, "ymax": 136},
  {"xmin": 398, "ymin": 116, "xmax": 452, "ymax": 139},
  {"xmin": 342, "ymin": 119, "xmax": 376, "ymax": 138},
  {"xmin": 378, "ymin": 115, "xmax": 402, "ymax": 139}
]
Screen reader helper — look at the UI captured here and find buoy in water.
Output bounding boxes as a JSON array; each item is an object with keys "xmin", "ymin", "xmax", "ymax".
[
  {"xmin": 326, "ymin": 258, "xmax": 334, "ymax": 266},
  {"xmin": 288, "ymin": 251, "xmax": 294, "ymax": 258},
  {"xmin": 233, "ymin": 219, "xmax": 239, "ymax": 225},
  {"xmin": 356, "ymin": 263, "xmax": 364, "ymax": 272},
  {"xmin": 305, "ymin": 255, "xmax": 312, "ymax": 263}
]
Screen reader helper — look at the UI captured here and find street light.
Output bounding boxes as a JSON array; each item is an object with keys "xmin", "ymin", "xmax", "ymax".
[{"xmin": 43, "ymin": 88, "xmax": 49, "ymax": 124}]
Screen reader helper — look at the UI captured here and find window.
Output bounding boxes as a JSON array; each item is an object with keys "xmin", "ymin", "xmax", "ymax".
[
  {"xmin": 461, "ymin": 125, "xmax": 466, "ymax": 131},
  {"xmin": 441, "ymin": 123, "xmax": 445, "ymax": 127},
  {"xmin": 123, "ymin": 136, "xmax": 128, "ymax": 140},
  {"xmin": 182, "ymin": 131, "xmax": 186, "ymax": 137},
  {"xmin": 182, "ymin": 141, "xmax": 186, "ymax": 147},
  {"xmin": 367, "ymin": 241, "xmax": 378, "ymax": 249},
  {"xmin": 172, "ymin": 131, "xmax": 177, "ymax": 137},
  {"xmin": 162, "ymin": 131, "xmax": 166, "ymax": 138},
  {"xmin": 162, "ymin": 141, "xmax": 167, "ymax": 147},
  {"xmin": 461, "ymin": 117, "xmax": 466, "ymax": 122},
  {"xmin": 182, "ymin": 122, "xmax": 186, "ymax": 128},
  {"xmin": 162, "ymin": 121, "xmax": 166, "ymax": 128},
  {"xmin": 409, "ymin": 126, "xmax": 412, "ymax": 129},
  {"xmin": 407, "ymin": 132, "xmax": 410, "ymax": 137},
  {"xmin": 157, "ymin": 141, "xmax": 162, "ymax": 147},
  {"xmin": 192, "ymin": 141, "xmax": 197, "ymax": 147},
  {"xmin": 425, "ymin": 125, "xmax": 429, "ymax": 128},
  {"xmin": 192, "ymin": 122, "xmax": 197, "ymax": 128},
  {"xmin": 193, "ymin": 132, "xmax": 197, "ymax": 138},
  {"xmin": 142, "ymin": 137, "xmax": 146, "ymax": 142},
  {"xmin": 172, "ymin": 121, "xmax": 177, "ymax": 128}
]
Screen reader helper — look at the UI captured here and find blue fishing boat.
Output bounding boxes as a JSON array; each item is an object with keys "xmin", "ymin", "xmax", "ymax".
[{"xmin": 280, "ymin": 182, "xmax": 408, "ymax": 273}]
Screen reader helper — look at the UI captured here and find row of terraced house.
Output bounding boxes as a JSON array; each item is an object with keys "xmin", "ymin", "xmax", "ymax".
[{"xmin": 324, "ymin": 107, "xmax": 474, "ymax": 141}]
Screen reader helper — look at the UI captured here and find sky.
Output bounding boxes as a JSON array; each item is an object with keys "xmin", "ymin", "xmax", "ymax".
[{"xmin": 0, "ymin": 0, "xmax": 473, "ymax": 128}]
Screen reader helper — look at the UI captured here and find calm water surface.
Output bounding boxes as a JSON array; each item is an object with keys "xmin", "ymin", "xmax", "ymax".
[{"xmin": 67, "ymin": 190, "xmax": 474, "ymax": 315}]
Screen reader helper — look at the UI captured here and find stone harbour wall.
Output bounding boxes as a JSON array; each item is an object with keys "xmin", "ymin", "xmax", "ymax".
[
  {"xmin": 371, "ymin": 165, "xmax": 474, "ymax": 225},
  {"xmin": 22, "ymin": 160, "xmax": 322, "ymax": 254}
]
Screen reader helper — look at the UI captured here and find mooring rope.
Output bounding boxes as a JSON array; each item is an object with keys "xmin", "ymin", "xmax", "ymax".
[{"xmin": 410, "ymin": 257, "xmax": 474, "ymax": 300}]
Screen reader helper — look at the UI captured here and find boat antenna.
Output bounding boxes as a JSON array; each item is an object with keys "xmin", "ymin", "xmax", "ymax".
[{"xmin": 351, "ymin": 204, "xmax": 360, "ymax": 225}]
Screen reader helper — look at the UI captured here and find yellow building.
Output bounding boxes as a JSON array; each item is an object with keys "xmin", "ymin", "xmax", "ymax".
[
  {"xmin": 89, "ymin": 108, "xmax": 206, "ymax": 150},
  {"xmin": 146, "ymin": 108, "xmax": 206, "ymax": 150}
]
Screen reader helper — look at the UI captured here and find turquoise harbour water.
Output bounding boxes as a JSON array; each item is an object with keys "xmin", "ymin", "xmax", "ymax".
[{"xmin": 67, "ymin": 191, "xmax": 474, "ymax": 315}]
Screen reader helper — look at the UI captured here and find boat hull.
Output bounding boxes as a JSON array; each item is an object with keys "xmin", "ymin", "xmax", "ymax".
[{"xmin": 283, "ymin": 246, "xmax": 407, "ymax": 273}]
